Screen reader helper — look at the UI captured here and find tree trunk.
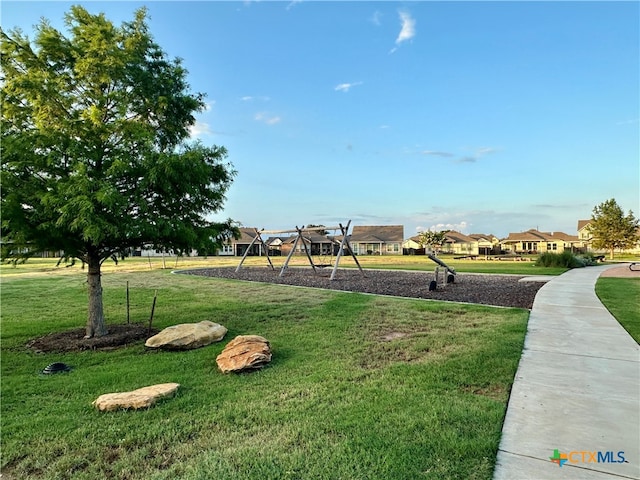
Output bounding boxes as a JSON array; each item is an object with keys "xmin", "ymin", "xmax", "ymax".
[
  {"xmin": 609, "ymin": 248, "xmax": 615, "ymax": 260},
  {"xmin": 86, "ymin": 252, "xmax": 108, "ymax": 338}
]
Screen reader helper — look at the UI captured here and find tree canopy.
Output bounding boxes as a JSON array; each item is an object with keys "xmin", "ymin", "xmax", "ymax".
[
  {"xmin": 588, "ymin": 199, "xmax": 639, "ymax": 259},
  {"xmin": 417, "ymin": 230, "xmax": 449, "ymax": 253},
  {"xmin": 1, "ymin": 6, "xmax": 238, "ymax": 336}
]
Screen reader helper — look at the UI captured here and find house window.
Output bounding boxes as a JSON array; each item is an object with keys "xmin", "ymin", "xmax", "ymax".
[{"xmin": 386, "ymin": 243, "xmax": 399, "ymax": 253}]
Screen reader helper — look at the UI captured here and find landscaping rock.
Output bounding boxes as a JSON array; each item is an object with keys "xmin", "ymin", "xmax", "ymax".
[
  {"xmin": 92, "ymin": 383, "xmax": 180, "ymax": 411},
  {"xmin": 216, "ymin": 335, "xmax": 272, "ymax": 373},
  {"xmin": 145, "ymin": 321, "xmax": 227, "ymax": 350}
]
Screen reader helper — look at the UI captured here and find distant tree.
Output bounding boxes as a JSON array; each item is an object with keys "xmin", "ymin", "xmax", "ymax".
[
  {"xmin": 588, "ymin": 199, "xmax": 639, "ymax": 259},
  {"xmin": 1, "ymin": 6, "xmax": 239, "ymax": 338},
  {"xmin": 417, "ymin": 230, "xmax": 449, "ymax": 254},
  {"xmin": 305, "ymin": 224, "xmax": 328, "ymax": 235}
]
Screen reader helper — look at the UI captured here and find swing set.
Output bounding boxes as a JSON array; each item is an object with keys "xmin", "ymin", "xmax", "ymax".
[{"xmin": 235, "ymin": 220, "xmax": 364, "ymax": 281}]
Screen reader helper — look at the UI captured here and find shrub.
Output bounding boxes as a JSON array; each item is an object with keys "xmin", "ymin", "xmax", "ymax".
[{"xmin": 535, "ymin": 251, "xmax": 587, "ymax": 268}]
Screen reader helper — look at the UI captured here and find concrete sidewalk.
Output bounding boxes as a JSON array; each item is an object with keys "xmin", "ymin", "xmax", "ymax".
[{"xmin": 493, "ymin": 265, "xmax": 640, "ymax": 480}]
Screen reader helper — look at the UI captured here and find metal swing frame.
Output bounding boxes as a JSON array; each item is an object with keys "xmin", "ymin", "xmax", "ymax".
[{"xmin": 235, "ymin": 220, "xmax": 364, "ymax": 280}]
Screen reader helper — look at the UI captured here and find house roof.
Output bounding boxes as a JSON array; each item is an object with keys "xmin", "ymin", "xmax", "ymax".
[
  {"xmin": 503, "ymin": 229, "xmax": 580, "ymax": 243},
  {"xmin": 577, "ymin": 219, "xmax": 591, "ymax": 231},
  {"xmin": 264, "ymin": 236, "xmax": 289, "ymax": 246},
  {"xmin": 444, "ymin": 231, "xmax": 475, "ymax": 244},
  {"xmin": 469, "ymin": 233, "xmax": 497, "ymax": 242},
  {"xmin": 236, "ymin": 227, "xmax": 259, "ymax": 243},
  {"xmin": 350, "ymin": 225, "xmax": 404, "ymax": 243}
]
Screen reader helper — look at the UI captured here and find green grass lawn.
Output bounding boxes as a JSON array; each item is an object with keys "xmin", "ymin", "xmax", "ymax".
[
  {"xmin": 0, "ymin": 254, "xmax": 568, "ymax": 277},
  {"xmin": 1, "ymin": 267, "xmax": 529, "ymax": 479},
  {"xmin": 596, "ymin": 277, "xmax": 640, "ymax": 343}
]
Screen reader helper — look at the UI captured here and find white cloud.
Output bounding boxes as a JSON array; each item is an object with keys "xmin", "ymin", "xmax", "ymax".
[
  {"xmin": 370, "ymin": 10, "xmax": 382, "ymax": 26},
  {"xmin": 422, "ymin": 150, "xmax": 454, "ymax": 158},
  {"xmin": 420, "ymin": 146, "xmax": 500, "ymax": 164},
  {"xmin": 416, "ymin": 221, "xmax": 470, "ymax": 234},
  {"xmin": 456, "ymin": 156, "xmax": 476, "ymax": 164},
  {"xmin": 335, "ymin": 81, "xmax": 363, "ymax": 93},
  {"xmin": 395, "ymin": 10, "xmax": 416, "ymax": 45},
  {"xmin": 241, "ymin": 95, "xmax": 270, "ymax": 102},
  {"xmin": 254, "ymin": 112, "xmax": 281, "ymax": 125},
  {"xmin": 189, "ymin": 121, "xmax": 212, "ymax": 138},
  {"xmin": 476, "ymin": 146, "xmax": 498, "ymax": 156}
]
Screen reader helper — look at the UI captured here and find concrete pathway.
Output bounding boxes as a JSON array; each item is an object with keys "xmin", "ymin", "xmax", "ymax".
[{"xmin": 494, "ymin": 265, "xmax": 640, "ymax": 480}]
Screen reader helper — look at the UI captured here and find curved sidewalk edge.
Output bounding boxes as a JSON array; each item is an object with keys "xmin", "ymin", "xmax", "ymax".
[{"xmin": 493, "ymin": 265, "xmax": 640, "ymax": 480}]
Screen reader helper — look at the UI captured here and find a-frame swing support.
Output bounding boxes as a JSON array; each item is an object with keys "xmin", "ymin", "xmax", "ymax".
[{"xmin": 235, "ymin": 220, "xmax": 364, "ymax": 281}]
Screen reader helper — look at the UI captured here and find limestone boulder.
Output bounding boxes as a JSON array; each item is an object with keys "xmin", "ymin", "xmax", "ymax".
[
  {"xmin": 145, "ymin": 321, "xmax": 227, "ymax": 350},
  {"xmin": 92, "ymin": 383, "xmax": 180, "ymax": 412},
  {"xmin": 216, "ymin": 335, "xmax": 272, "ymax": 373}
]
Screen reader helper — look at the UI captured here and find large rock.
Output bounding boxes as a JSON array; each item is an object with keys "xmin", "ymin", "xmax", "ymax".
[
  {"xmin": 145, "ymin": 321, "xmax": 227, "ymax": 350},
  {"xmin": 216, "ymin": 335, "xmax": 272, "ymax": 373},
  {"xmin": 92, "ymin": 383, "xmax": 180, "ymax": 412}
]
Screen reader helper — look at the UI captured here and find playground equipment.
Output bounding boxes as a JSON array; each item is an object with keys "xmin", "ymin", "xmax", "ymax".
[
  {"xmin": 235, "ymin": 220, "xmax": 365, "ymax": 281},
  {"xmin": 427, "ymin": 253, "xmax": 456, "ymax": 290}
]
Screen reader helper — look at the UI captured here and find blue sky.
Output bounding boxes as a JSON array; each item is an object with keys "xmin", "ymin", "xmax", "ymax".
[{"xmin": 3, "ymin": 1, "xmax": 639, "ymax": 238}]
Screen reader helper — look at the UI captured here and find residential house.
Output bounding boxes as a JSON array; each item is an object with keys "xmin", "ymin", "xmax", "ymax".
[
  {"xmin": 349, "ymin": 225, "xmax": 404, "ymax": 255},
  {"xmin": 279, "ymin": 233, "xmax": 340, "ymax": 257},
  {"xmin": 264, "ymin": 236, "xmax": 288, "ymax": 256},
  {"xmin": 468, "ymin": 234, "xmax": 501, "ymax": 255},
  {"xmin": 219, "ymin": 227, "xmax": 264, "ymax": 256},
  {"xmin": 577, "ymin": 220, "xmax": 592, "ymax": 244},
  {"xmin": 577, "ymin": 219, "xmax": 640, "ymax": 254},
  {"xmin": 402, "ymin": 235, "xmax": 424, "ymax": 255},
  {"xmin": 441, "ymin": 231, "xmax": 478, "ymax": 255},
  {"xmin": 501, "ymin": 229, "xmax": 581, "ymax": 254}
]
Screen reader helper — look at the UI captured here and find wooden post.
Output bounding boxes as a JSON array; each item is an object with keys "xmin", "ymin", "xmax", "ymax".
[
  {"xmin": 331, "ymin": 220, "xmax": 365, "ymax": 280},
  {"xmin": 297, "ymin": 226, "xmax": 317, "ymax": 273},
  {"xmin": 126, "ymin": 281, "xmax": 130, "ymax": 324},
  {"xmin": 254, "ymin": 229, "xmax": 275, "ymax": 271},
  {"xmin": 280, "ymin": 234, "xmax": 301, "ymax": 277},
  {"xmin": 236, "ymin": 230, "xmax": 262, "ymax": 272},
  {"xmin": 148, "ymin": 289, "xmax": 157, "ymax": 334}
]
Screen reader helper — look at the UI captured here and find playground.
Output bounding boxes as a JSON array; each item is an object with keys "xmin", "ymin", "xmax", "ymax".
[{"xmin": 182, "ymin": 267, "xmax": 545, "ymax": 309}]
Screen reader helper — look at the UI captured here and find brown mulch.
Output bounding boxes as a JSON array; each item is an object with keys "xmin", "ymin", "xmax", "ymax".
[
  {"xmin": 28, "ymin": 324, "xmax": 158, "ymax": 354},
  {"xmin": 180, "ymin": 267, "xmax": 546, "ymax": 309}
]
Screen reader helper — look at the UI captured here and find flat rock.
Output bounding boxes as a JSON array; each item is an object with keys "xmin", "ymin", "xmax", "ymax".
[
  {"xmin": 145, "ymin": 321, "xmax": 227, "ymax": 350},
  {"xmin": 216, "ymin": 335, "xmax": 272, "ymax": 373},
  {"xmin": 92, "ymin": 383, "xmax": 180, "ymax": 411}
]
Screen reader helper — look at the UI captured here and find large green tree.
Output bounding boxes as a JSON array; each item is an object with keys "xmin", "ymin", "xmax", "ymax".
[
  {"xmin": 588, "ymin": 199, "xmax": 639, "ymax": 260},
  {"xmin": 1, "ymin": 6, "xmax": 238, "ymax": 337}
]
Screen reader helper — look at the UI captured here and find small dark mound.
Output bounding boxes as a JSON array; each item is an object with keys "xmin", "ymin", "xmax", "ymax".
[{"xmin": 28, "ymin": 324, "xmax": 158, "ymax": 353}]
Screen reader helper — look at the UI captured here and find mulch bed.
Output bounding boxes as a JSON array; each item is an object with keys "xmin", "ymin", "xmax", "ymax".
[
  {"xmin": 180, "ymin": 267, "xmax": 546, "ymax": 309},
  {"xmin": 28, "ymin": 324, "xmax": 158, "ymax": 354}
]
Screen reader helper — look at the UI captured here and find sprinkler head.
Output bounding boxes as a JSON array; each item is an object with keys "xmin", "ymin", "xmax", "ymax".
[{"xmin": 41, "ymin": 362, "xmax": 71, "ymax": 374}]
